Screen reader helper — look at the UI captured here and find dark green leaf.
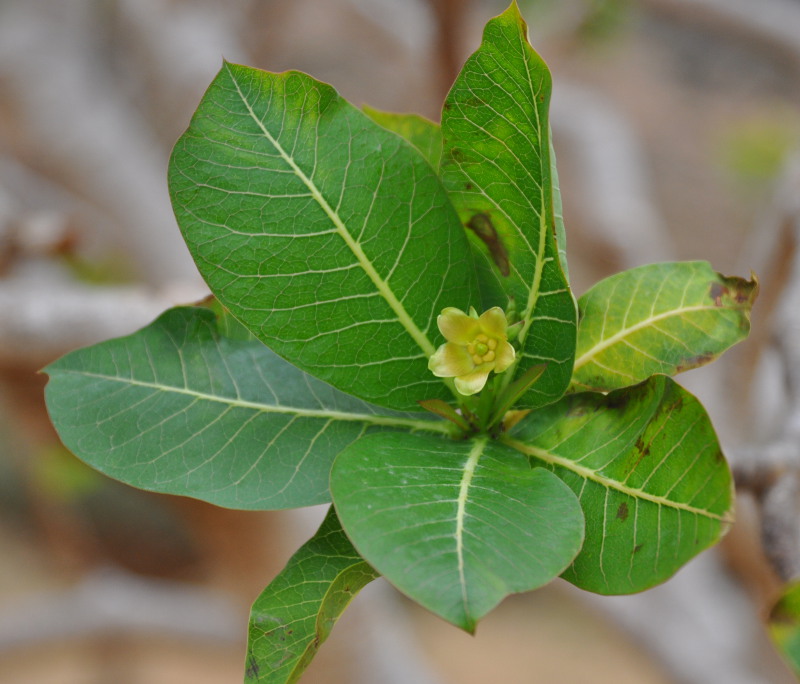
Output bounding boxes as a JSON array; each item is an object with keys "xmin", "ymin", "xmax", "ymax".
[
  {"xmin": 362, "ymin": 105, "xmax": 443, "ymax": 168},
  {"xmin": 331, "ymin": 430, "xmax": 584, "ymax": 632},
  {"xmin": 504, "ymin": 375, "xmax": 733, "ymax": 594},
  {"xmin": 169, "ymin": 62, "xmax": 478, "ymax": 411},
  {"xmin": 572, "ymin": 261, "xmax": 758, "ymax": 392},
  {"xmin": 246, "ymin": 507, "xmax": 378, "ymax": 683},
  {"xmin": 44, "ymin": 307, "xmax": 448, "ymax": 510},
  {"xmin": 440, "ymin": 2, "xmax": 577, "ymax": 409}
]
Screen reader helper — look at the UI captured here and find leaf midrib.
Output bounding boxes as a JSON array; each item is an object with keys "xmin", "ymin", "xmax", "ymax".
[
  {"xmin": 573, "ymin": 304, "xmax": 733, "ymax": 372},
  {"xmin": 225, "ymin": 63, "xmax": 436, "ymax": 359},
  {"xmin": 502, "ymin": 436, "xmax": 732, "ymax": 523},
  {"xmin": 491, "ymin": 30, "xmax": 551, "ymax": 390},
  {"xmin": 57, "ymin": 369, "xmax": 450, "ymax": 434},
  {"xmin": 456, "ymin": 437, "xmax": 486, "ymax": 625}
]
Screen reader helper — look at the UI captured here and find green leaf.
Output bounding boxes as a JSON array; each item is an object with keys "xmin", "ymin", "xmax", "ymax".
[
  {"xmin": 440, "ymin": 2, "xmax": 577, "ymax": 409},
  {"xmin": 168, "ymin": 62, "xmax": 478, "ymax": 412},
  {"xmin": 504, "ymin": 375, "xmax": 733, "ymax": 594},
  {"xmin": 362, "ymin": 105, "xmax": 443, "ymax": 168},
  {"xmin": 572, "ymin": 261, "xmax": 758, "ymax": 392},
  {"xmin": 769, "ymin": 581, "xmax": 800, "ymax": 677},
  {"xmin": 550, "ymin": 134, "xmax": 569, "ymax": 280},
  {"xmin": 331, "ymin": 430, "xmax": 584, "ymax": 632},
  {"xmin": 246, "ymin": 507, "xmax": 378, "ymax": 684},
  {"xmin": 43, "ymin": 307, "xmax": 448, "ymax": 511},
  {"xmin": 488, "ymin": 363, "xmax": 546, "ymax": 428}
]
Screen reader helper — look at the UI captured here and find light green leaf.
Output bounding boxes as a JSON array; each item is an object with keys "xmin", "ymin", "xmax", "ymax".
[
  {"xmin": 169, "ymin": 62, "xmax": 478, "ymax": 412},
  {"xmin": 504, "ymin": 375, "xmax": 733, "ymax": 594},
  {"xmin": 550, "ymin": 134, "xmax": 569, "ymax": 279},
  {"xmin": 43, "ymin": 307, "xmax": 448, "ymax": 511},
  {"xmin": 331, "ymin": 430, "xmax": 584, "ymax": 632},
  {"xmin": 440, "ymin": 2, "xmax": 577, "ymax": 409},
  {"xmin": 769, "ymin": 581, "xmax": 800, "ymax": 677},
  {"xmin": 246, "ymin": 507, "xmax": 378, "ymax": 684},
  {"xmin": 362, "ymin": 105, "xmax": 443, "ymax": 168},
  {"xmin": 572, "ymin": 261, "xmax": 758, "ymax": 392}
]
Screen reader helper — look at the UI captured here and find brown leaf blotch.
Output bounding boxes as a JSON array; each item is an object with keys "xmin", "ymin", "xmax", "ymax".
[{"xmin": 709, "ymin": 281, "xmax": 730, "ymax": 307}]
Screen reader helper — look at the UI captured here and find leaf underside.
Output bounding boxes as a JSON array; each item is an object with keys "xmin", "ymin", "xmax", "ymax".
[
  {"xmin": 43, "ymin": 306, "xmax": 446, "ymax": 511},
  {"xmin": 572, "ymin": 261, "xmax": 758, "ymax": 392},
  {"xmin": 331, "ymin": 430, "xmax": 584, "ymax": 631},
  {"xmin": 169, "ymin": 62, "xmax": 478, "ymax": 412},
  {"xmin": 440, "ymin": 3, "xmax": 577, "ymax": 409},
  {"xmin": 246, "ymin": 507, "xmax": 378, "ymax": 684},
  {"xmin": 505, "ymin": 375, "xmax": 733, "ymax": 594}
]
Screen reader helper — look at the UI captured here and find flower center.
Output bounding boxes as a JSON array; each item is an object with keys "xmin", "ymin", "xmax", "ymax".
[{"xmin": 467, "ymin": 334, "xmax": 498, "ymax": 365}]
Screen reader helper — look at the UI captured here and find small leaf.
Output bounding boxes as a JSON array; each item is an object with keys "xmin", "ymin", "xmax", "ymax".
[
  {"xmin": 331, "ymin": 430, "xmax": 584, "ymax": 632},
  {"xmin": 169, "ymin": 62, "xmax": 478, "ymax": 412},
  {"xmin": 572, "ymin": 261, "xmax": 758, "ymax": 392},
  {"xmin": 44, "ymin": 307, "xmax": 448, "ymax": 510},
  {"xmin": 769, "ymin": 581, "xmax": 800, "ymax": 677},
  {"xmin": 418, "ymin": 399, "xmax": 470, "ymax": 432},
  {"xmin": 362, "ymin": 105, "xmax": 443, "ymax": 168},
  {"xmin": 246, "ymin": 507, "xmax": 378, "ymax": 684},
  {"xmin": 440, "ymin": 2, "xmax": 577, "ymax": 409},
  {"xmin": 488, "ymin": 363, "xmax": 546, "ymax": 428},
  {"xmin": 504, "ymin": 375, "xmax": 733, "ymax": 594}
]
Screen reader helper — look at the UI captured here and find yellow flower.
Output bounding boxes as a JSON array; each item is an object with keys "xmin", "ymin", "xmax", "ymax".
[{"xmin": 428, "ymin": 306, "xmax": 515, "ymax": 396}]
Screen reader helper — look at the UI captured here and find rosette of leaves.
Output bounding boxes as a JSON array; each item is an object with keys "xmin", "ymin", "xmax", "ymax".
[{"xmin": 43, "ymin": 3, "xmax": 757, "ymax": 682}]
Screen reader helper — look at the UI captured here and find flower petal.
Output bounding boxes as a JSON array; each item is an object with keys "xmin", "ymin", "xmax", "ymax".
[
  {"xmin": 428, "ymin": 342, "xmax": 475, "ymax": 378},
  {"xmin": 454, "ymin": 366, "xmax": 492, "ymax": 396},
  {"xmin": 494, "ymin": 341, "xmax": 516, "ymax": 373},
  {"xmin": 478, "ymin": 307, "xmax": 509, "ymax": 338},
  {"xmin": 438, "ymin": 308, "xmax": 480, "ymax": 344}
]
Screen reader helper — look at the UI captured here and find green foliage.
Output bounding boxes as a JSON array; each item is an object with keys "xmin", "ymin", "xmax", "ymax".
[
  {"xmin": 440, "ymin": 3, "xmax": 576, "ymax": 408},
  {"xmin": 42, "ymin": 3, "xmax": 757, "ymax": 682},
  {"xmin": 769, "ymin": 581, "xmax": 800, "ymax": 677},
  {"xmin": 331, "ymin": 431, "xmax": 583, "ymax": 632},
  {"xmin": 44, "ymin": 306, "xmax": 446, "ymax": 510},
  {"xmin": 169, "ymin": 62, "xmax": 478, "ymax": 412},
  {"xmin": 246, "ymin": 508, "xmax": 378, "ymax": 683},
  {"xmin": 506, "ymin": 375, "xmax": 732, "ymax": 593},
  {"xmin": 572, "ymin": 261, "xmax": 757, "ymax": 392}
]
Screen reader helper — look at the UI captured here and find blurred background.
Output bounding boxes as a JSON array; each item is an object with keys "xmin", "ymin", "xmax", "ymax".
[{"xmin": 1, "ymin": 0, "xmax": 800, "ymax": 682}]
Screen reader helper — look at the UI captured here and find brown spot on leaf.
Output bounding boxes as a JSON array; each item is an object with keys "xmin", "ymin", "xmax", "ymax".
[
  {"xmin": 466, "ymin": 213, "xmax": 510, "ymax": 277},
  {"xmin": 633, "ymin": 543, "xmax": 644, "ymax": 554},
  {"xmin": 465, "ymin": 182, "xmax": 474, "ymax": 190},
  {"xmin": 450, "ymin": 147, "xmax": 465, "ymax": 162},
  {"xmin": 616, "ymin": 502, "xmax": 629, "ymax": 521},
  {"xmin": 634, "ymin": 436, "xmax": 650, "ymax": 458},
  {"xmin": 675, "ymin": 352, "xmax": 716, "ymax": 373},
  {"xmin": 709, "ymin": 282, "xmax": 730, "ymax": 307}
]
